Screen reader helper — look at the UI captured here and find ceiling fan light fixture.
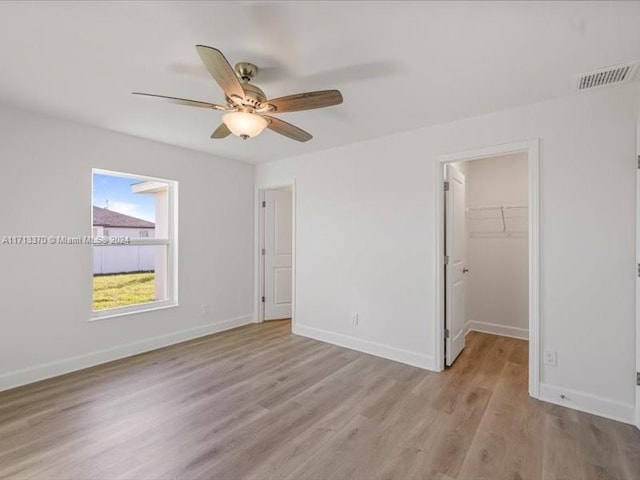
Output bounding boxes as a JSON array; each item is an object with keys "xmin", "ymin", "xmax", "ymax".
[
  {"xmin": 222, "ymin": 111, "xmax": 268, "ymax": 138},
  {"xmin": 135, "ymin": 46, "xmax": 342, "ymax": 142}
]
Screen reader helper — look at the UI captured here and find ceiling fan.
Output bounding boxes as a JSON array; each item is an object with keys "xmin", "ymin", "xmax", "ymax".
[{"xmin": 133, "ymin": 45, "xmax": 343, "ymax": 142}]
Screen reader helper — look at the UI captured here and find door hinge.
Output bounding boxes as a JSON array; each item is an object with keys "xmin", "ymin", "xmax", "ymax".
[
  {"xmin": 443, "ymin": 181, "xmax": 450, "ymax": 192},
  {"xmin": 261, "ymin": 248, "xmax": 266, "ymax": 256},
  {"xmin": 637, "ymin": 155, "xmax": 640, "ymax": 169},
  {"xmin": 444, "ymin": 254, "xmax": 450, "ymax": 264},
  {"xmin": 445, "ymin": 328, "xmax": 450, "ymax": 338},
  {"xmin": 637, "ymin": 372, "xmax": 640, "ymax": 386},
  {"xmin": 261, "ymin": 296, "xmax": 265, "ymax": 303},
  {"xmin": 637, "ymin": 263, "xmax": 640, "ymax": 277},
  {"xmin": 262, "ymin": 200, "xmax": 266, "ymax": 208}
]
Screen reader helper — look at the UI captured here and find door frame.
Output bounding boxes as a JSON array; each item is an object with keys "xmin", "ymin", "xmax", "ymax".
[
  {"xmin": 255, "ymin": 181, "xmax": 296, "ymax": 326},
  {"xmin": 434, "ymin": 139, "xmax": 540, "ymax": 398},
  {"xmin": 636, "ymin": 119, "xmax": 640, "ymax": 429}
]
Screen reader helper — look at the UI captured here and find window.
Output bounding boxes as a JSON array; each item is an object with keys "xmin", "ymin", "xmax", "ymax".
[{"xmin": 91, "ymin": 169, "xmax": 178, "ymax": 318}]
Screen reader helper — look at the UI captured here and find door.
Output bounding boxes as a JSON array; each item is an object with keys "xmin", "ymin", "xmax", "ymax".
[
  {"xmin": 263, "ymin": 188, "xmax": 292, "ymax": 320},
  {"xmin": 445, "ymin": 164, "xmax": 467, "ymax": 366},
  {"xmin": 636, "ymin": 119, "xmax": 640, "ymax": 427}
]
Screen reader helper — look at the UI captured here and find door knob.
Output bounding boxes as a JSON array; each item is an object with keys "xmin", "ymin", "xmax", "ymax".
[{"xmin": 462, "ymin": 268, "xmax": 469, "ymax": 273}]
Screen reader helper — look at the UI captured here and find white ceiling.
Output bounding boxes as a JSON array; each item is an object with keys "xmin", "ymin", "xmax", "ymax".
[{"xmin": 0, "ymin": 1, "xmax": 639, "ymax": 164}]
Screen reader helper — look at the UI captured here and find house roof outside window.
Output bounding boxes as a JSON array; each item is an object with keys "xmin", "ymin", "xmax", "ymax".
[{"xmin": 92, "ymin": 206, "xmax": 155, "ymax": 229}]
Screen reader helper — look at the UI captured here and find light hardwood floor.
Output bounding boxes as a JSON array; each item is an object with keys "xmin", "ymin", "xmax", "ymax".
[{"xmin": 0, "ymin": 320, "xmax": 638, "ymax": 480}]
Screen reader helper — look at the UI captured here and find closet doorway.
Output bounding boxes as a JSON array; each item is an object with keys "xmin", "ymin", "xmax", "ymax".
[{"xmin": 435, "ymin": 140, "xmax": 540, "ymax": 397}]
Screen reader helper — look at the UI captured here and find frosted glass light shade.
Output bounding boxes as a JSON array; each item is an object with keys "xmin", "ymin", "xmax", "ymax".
[{"xmin": 222, "ymin": 111, "xmax": 268, "ymax": 138}]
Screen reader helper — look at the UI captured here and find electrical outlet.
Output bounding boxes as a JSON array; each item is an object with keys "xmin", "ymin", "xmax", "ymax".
[
  {"xmin": 544, "ymin": 350, "xmax": 557, "ymax": 366},
  {"xmin": 351, "ymin": 313, "xmax": 359, "ymax": 326},
  {"xmin": 201, "ymin": 303, "xmax": 210, "ymax": 315}
]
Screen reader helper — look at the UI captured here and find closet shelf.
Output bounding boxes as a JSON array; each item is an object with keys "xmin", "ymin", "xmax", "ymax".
[{"xmin": 466, "ymin": 205, "xmax": 527, "ymax": 236}]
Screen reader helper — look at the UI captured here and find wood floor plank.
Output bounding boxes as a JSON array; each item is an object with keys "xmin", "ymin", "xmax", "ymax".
[
  {"xmin": 498, "ymin": 400, "xmax": 545, "ymax": 480},
  {"xmin": 423, "ymin": 385, "xmax": 493, "ymax": 478},
  {"xmin": 1, "ymin": 325, "xmax": 638, "ymax": 480},
  {"xmin": 541, "ymin": 414, "xmax": 582, "ymax": 480},
  {"xmin": 457, "ymin": 429, "xmax": 508, "ymax": 480}
]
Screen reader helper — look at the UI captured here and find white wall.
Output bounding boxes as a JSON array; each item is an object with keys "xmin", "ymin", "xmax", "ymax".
[
  {"xmin": 461, "ymin": 154, "xmax": 529, "ymax": 339},
  {"xmin": 0, "ymin": 104, "xmax": 255, "ymax": 390},
  {"xmin": 256, "ymin": 83, "xmax": 639, "ymax": 423}
]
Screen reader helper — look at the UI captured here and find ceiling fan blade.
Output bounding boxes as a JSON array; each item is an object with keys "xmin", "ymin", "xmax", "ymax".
[
  {"xmin": 263, "ymin": 115, "xmax": 312, "ymax": 142},
  {"xmin": 132, "ymin": 92, "xmax": 229, "ymax": 111},
  {"xmin": 211, "ymin": 123, "xmax": 231, "ymax": 139},
  {"xmin": 264, "ymin": 90, "xmax": 343, "ymax": 113},
  {"xmin": 195, "ymin": 45, "xmax": 245, "ymax": 100}
]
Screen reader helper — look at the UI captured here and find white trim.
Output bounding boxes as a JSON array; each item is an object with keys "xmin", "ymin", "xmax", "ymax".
[
  {"xmin": 88, "ymin": 301, "xmax": 179, "ymax": 321},
  {"xmin": 635, "ymin": 116, "xmax": 640, "ymax": 429},
  {"xmin": 255, "ymin": 188, "xmax": 265, "ymax": 323},
  {"xmin": 465, "ymin": 320, "xmax": 529, "ymax": 341},
  {"xmin": 170, "ymin": 179, "xmax": 179, "ymax": 311},
  {"xmin": 90, "ymin": 168, "xmax": 179, "ymax": 320},
  {"xmin": 434, "ymin": 139, "xmax": 540, "ymax": 399},
  {"xmin": 528, "ymin": 139, "xmax": 540, "ymax": 398},
  {"xmin": 464, "ymin": 320, "xmax": 472, "ymax": 336},
  {"xmin": 539, "ymin": 383, "xmax": 635, "ymax": 425},
  {"xmin": 437, "ymin": 141, "xmax": 536, "ymax": 163},
  {"xmin": 118, "ymin": 238, "xmax": 170, "ymax": 246},
  {"xmin": 254, "ymin": 181, "xmax": 297, "ymax": 328},
  {"xmin": 294, "ymin": 323, "xmax": 435, "ymax": 371},
  {"xmin": 131, "ymin": 180, "xmax": 169, "ymax": 194},
  {"xmin": 0, "ymin": 314, "xmax": 253, "ymax": 393}
]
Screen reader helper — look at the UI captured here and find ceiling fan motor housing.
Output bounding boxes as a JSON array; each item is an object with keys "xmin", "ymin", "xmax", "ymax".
[{"xmin": 233, "ymin": 82, "xmax": 267, "ymax": 109}]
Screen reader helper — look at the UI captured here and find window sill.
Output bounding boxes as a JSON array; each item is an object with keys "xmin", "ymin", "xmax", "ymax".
[{"xmin": 89, "ymin": 302, "xmax": 180, "ymax": 322}]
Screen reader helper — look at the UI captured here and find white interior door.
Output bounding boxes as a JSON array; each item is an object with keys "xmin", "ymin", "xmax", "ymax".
[
  {"xmin": 636, "ymin": 119, "xmax": 640, "ymax": 428},
  {"xmin": 445, "ymin": 164, "xmax": 467, "ymax": 366},
  {"xmin": 263, "ymin": 188, "xmax": 292, "ymax": 321}
]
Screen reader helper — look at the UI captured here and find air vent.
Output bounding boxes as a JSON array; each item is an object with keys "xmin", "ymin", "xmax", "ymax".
[{"xmin": 576, "ymin": 62, "xmax": 638, "ymax": 91}]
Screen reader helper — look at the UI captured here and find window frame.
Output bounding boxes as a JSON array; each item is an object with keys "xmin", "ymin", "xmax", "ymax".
[{"xmin": 90, "ymin": 168, "xmax": 179, "ymax": 320}]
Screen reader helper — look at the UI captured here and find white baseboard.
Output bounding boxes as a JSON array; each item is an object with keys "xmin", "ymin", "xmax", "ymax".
[
  {"xmin": 0, "ymin": 314, "xmax": 254, "ymax": 392},
  {"xmin": 539, "ymin": 383, "xmax": 635, "ymax": 425},
  {"xmin": 293, "ymin": 323, "xmax": 435, "ymax": 371},
  {"xmin": 465, "ymin": 320, "xmax": 528, "ymax": 340}
]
